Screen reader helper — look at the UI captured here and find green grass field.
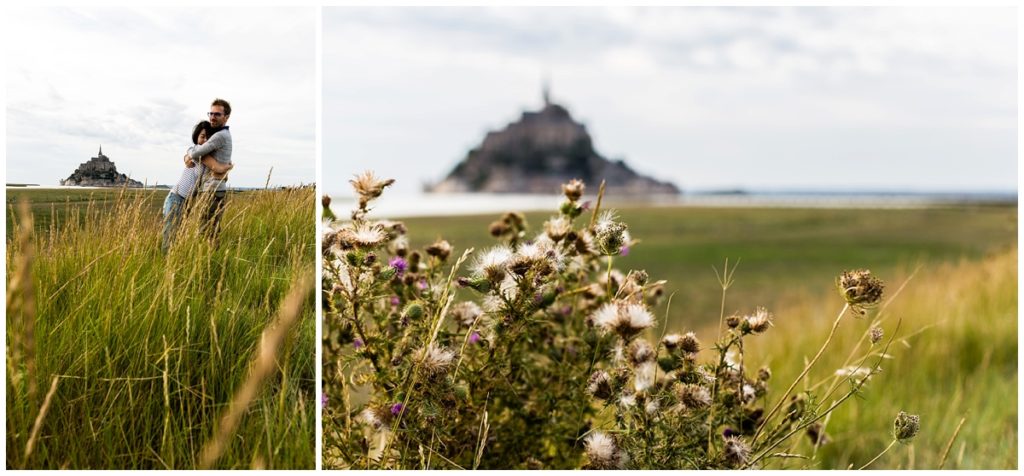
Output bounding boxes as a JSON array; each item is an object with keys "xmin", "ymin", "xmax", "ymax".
[
  {"xmin": 394, "ymin": 204, "xmax": 1017, "ymax": 469},
  {"xmin": 398, "ymin": 205, "xmax": 1016, "ymax": 330},
  {"xmin": 6, "ymin": 186, "xmax": 315, "ymax": 469},
  {"xmin": 5, "ymin": 188, "xmax": 228, "ymax": 239}
]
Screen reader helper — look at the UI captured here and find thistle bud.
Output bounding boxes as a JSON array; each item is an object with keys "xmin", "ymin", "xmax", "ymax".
[
  {"xmin": 562, "ymin": 178, "xmax": 585, "ymax": 201},
  {"xmin": 425, "ymin": 239, "xmax": 452, "ymax": 261},
  {"xmin": 869, "ymin": 326, "xmax": 884, "ymax": 344},
  {"xmin": 587, "ymin": 370, "xmax": 613, "ymax": 401},
  {"xmin": 402, "ymin": 302, "xmax": 424, "ymax": 320},
  {"xmin": 488, "ymin": 220, "xmax": 509, "ymax": 237},
  {"xmin": 725, "ymin": 313, "xmax": 742, "ymax": 329},
  {"xmin": 627, "ymin": 339, "xmax": 656, "ymax": 366},
  {"xmin": 893, "ymin": 411, "xmax": 920, "ymax": 441},
  {"xmin": 837, "ymin": 269, "xmax": 885, "ymax": 312},
  {"xmin": 408, "ymin": 251, "xmax": 421, "ymax": 272},
  {"xmin": 723, "ymin": 436, "xmax": 751, "ymax": 468},
  {"xmin": 678, "ymin": 383, "xmax": 711, "ymax": 410},
  {"xmin": 806, "ymin": 422, "xmax": 830, "ymax": 446},
  {"xmin": 741, "ymin": 307, "xmax": 773, "ymax": 335},
  {"xmin": 679, "ymin": 332, "xmax": 701, "ymax": 354}
]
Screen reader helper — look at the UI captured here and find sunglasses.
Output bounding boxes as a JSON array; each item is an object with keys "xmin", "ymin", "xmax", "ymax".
[{"xmin": 208, "ymin": 112, "xmax": 226, "ymax": 118}]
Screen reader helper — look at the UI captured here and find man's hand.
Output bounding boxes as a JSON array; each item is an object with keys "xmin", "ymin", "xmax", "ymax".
[{"xmin": 184, "ymin": 154, "xmax": 196, "ymax": 168}]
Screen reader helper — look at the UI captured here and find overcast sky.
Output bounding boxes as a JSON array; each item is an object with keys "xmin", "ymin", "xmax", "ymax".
[
  {"xmin": 6, "ymin": 7, "xmax": 315, "ymax": 188},
  {"xmin": 323, "ymin": 7, "xmax": 1017, "ymax": 196}
]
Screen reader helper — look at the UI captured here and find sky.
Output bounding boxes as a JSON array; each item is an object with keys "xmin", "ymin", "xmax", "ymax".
[
  {"xmin": 6, "ymin": 7, "xmax": 315, "ymax": 188},
  {"xmin": 323, "ymin": 7, "xmax": 1017, "ymax": 196}
]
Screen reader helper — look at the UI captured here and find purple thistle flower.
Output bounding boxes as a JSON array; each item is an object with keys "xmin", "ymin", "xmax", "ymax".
[
  {"xmin": 561, "ymin": 305, "xmax": 573, "ymax": 316},
  {"xmin": 723, "ymin": 428, "xmax": 738, "ymax": 438},
  {"xmin": 619, "ymin": 245, "xmax": 630, "ymax": 256},
  {"xmin": 417, "ymin": 279, "xmax": 428, "ymax": 290},
  {"xmin": 390, "ymin": 403, "xmax": 404, "ymax": 416},
  {"xmin": 388, "ymin": 256, "xmax": 408, "ymax": 278},
  {"xmin": 321, "ymin": 393, "xmax": 329, "ymax": 408},
  {"xmin": 534, "ymin": 292, "xmax": 544, "ymax": 305},
  {"xmin": 353, "ymin": 338, "xmax": 364, "ymax": 350},
  {"xmin": 390, "ymin": 295, "xmax": 401, "ymax": 307},
  {"xmin": 469, "ymin": 332, "xmax": 481, "ymax": 345},
  {"xmin": 581, "ymin": 200, "xmax": 592, "ymax": 211}
]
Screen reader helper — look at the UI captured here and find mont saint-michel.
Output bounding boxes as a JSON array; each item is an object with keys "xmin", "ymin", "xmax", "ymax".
[
  {"xmin": 428, "ymin": 91, "xmax": 679, "ymax": 196},
  {"xmin": 60, "ymin": 146, "xmax": 144, "ymax": 188}
]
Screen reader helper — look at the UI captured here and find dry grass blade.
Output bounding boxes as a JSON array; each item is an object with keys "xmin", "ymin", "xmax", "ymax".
[
  {"xmin": 938, "ymin": 415, "xmax": 967, "ymax": 469},
  {"xmin": 7, "ymin": 200, "xmax": 38, "ymax": 405},
  {"xmin": 198, "ymin": 274, "xmax": 312, "ymax": 469},
  {"xmin": 23, "ymin": 376, "xmax": 60, "ymax": 468}
]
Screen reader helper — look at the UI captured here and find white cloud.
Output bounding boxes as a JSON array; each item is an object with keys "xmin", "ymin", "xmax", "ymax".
[
  {"xmin": 6, "ymin": 7, "xmax": 315, "ymax": 187},
  {"xmin": 323, "ymin": 6, "xmax": 1016, "ymax": 195}
]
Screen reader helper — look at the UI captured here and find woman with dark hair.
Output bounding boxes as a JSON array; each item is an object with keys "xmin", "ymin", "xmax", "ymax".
[{"xmin": 161, "ymin": 120, "xmax": 234, "ymax": 253}]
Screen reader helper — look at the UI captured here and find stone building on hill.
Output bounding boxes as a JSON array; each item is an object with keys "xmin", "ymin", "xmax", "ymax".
[
  {"xmin": 61, "ymin": 146, "xmax": 144, "ymax": 187},
  {"xmin": 427, "ymin": 88, "xmax": 679, "ymax": 196}
]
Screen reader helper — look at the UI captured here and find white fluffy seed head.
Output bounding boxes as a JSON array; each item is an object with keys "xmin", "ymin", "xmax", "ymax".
[
  {"xmin": 584, "ymin": 432, "xmax": 622, "ymax": 469},
  {"xmin": 449, "ymin": 301, "xmax": 483, "ymax": 328},
  {"xmin": 416, "ymin": 344, "xmax": 455, "ymax": 376},
  {"xmin": 634, "ymin": 361, "xmax": 657, "ymax": 393},
  {"xmin": 591, "ymin": 302, "xmax": 620, "ymax": 329},
  {"xmin": 474, "ymin": 246, "xmax": 513, "ymax": 281},
  {"xmin": 620, "ymin": 303, "xmax": 655, "ymax": 333}
]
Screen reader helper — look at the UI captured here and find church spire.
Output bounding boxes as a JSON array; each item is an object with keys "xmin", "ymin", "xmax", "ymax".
[
  {"xmin": 99, "ymin": 145, "xmax": 103, "ymax": 156},
  {"xmin": 542, "ymin": 77, "xmax": 551, "ymax": 107}
]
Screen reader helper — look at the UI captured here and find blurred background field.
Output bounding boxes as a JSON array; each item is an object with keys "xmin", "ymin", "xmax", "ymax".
[
  {"xmin": 392, "ymin": 203, "xmax": 1017, "ymax": 469},
  {"xmin": 397, "ymin": 204, "xmax": 1016, "ymax": 330},
  {"xmin": 6, "ymin": 187, "xmax": 316, "ymax": 469}
]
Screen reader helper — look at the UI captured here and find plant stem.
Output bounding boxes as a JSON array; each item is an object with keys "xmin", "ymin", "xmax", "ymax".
[
  {"xmin": 753, "ymin": 303, "xmax": 849, "ymax": 444},
  {"xmin": 938, "ymin": 415, "xmax": 967, "ymax": 469},
  {"xmin": 858, "ymin": 439, "xmax": 897, "ymax": 470}
]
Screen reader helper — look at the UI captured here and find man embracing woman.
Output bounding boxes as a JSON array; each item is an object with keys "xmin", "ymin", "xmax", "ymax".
[{"xmin": 161, "ymin": 98, "xmax": 235, "ymax": 253}]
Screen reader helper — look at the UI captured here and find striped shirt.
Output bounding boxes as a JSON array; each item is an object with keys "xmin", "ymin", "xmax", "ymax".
[
  {"xmin": 188, "ymin": 127, "xmax": 232, "ymax": 193},
  {"xmin": 170, "ymin": 145, "xmax": 205, "ymax": 198}
]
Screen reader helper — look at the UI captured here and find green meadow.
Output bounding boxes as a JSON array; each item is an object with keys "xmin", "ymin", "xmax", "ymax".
[
  {"xmin": 396, "ymin": 203, "xmax": 1017, "ymax": 469},
  {"xmin": 6, "ymin": 186, "xmax": 315, "ymax": 469}
]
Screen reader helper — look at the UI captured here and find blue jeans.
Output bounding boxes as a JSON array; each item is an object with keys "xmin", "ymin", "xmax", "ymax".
[{"xmin": 161, "ymin": 192, "xmax": 187, "ymax": 253}]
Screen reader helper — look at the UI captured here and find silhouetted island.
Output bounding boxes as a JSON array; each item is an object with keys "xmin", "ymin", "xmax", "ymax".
[
  {"xmin": 61, "ymin": 146, "xmax": 143, "ymax": 187},
  {"xmin": 428, "ymin": 87, "xmax": 679, "ymax": 196}
]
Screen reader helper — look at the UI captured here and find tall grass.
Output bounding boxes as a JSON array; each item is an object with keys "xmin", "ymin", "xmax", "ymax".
[
  {"xmin": 6, "ymin": 186, "xmax": 315, "ymax": 469},
  {"xmin": 746, "ymin": 246, "xmax": 1017, "ymax": 469}
]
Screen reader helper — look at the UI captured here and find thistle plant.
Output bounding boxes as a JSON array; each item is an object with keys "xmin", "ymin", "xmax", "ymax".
[{"xmin": 321, "ymin": 174, "xmax": 913, "ymax": 469}]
